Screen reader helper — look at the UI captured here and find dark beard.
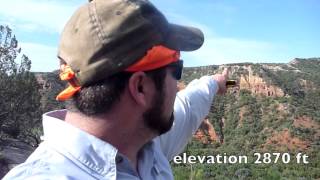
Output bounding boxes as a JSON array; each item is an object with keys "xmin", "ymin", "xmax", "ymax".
[{"xmin": 143, "ymin": 91, "xmax": 174, "ymax": 135}]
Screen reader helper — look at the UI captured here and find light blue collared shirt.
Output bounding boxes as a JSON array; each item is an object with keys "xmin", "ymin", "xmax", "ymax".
[{"xmin": 4, "ymin": 76, "xmax": 218, "ymax": 179}]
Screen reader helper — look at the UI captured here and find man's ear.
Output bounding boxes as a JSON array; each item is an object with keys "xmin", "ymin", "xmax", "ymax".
[{"xmin": 128, "ymin": 72, "xmax": 152, "ymax": 107}]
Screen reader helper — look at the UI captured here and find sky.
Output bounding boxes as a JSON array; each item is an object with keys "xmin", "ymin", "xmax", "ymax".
[{"xmin": 0, "ymin": 0, "xmax": 319, "ymax": 72}]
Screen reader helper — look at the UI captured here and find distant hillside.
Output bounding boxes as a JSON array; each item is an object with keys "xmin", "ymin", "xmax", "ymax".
[
  {"xmin": 174, "ymin": 58, "xmax": 320, "ymax": 179},
  {"xmin": 1, "ymin": 58, "xmax": 319, "ymax": 179},
  {"xmin": 34, "ymin": 70, "xmax": 66, "ymax": 112}
]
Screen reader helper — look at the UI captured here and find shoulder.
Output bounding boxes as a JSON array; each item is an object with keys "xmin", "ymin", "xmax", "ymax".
[{"xmin": 3, "ymin": 143, "xmax": 98, "ymax": 180}]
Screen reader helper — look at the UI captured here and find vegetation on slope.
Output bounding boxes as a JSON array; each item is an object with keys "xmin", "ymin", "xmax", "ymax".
[{"xmin": 172, "ymin": 59, "xmax": 320, "ymax": 179}]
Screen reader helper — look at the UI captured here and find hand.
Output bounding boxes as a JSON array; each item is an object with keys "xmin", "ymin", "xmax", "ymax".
[{"xmin": 212, "ymin": 68, "xmax": 229, "ymax": 95}]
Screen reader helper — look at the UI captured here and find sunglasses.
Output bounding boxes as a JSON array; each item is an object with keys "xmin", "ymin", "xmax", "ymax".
[{"xmin": 167, "ymin": 60, "xmax": 183, "ymax": 80}]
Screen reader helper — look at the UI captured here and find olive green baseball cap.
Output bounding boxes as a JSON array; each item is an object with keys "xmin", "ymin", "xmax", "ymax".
[{"xmin": 58, "ymin": 0, "xmax": 204, "ymax": 86}]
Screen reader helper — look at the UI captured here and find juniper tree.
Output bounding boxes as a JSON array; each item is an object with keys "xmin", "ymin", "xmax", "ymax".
[{"xmin": 0, "ymin": 25, "xmax": 42, "ymax": 146}]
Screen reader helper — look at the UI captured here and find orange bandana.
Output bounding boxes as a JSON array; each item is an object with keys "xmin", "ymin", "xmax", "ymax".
[
  {"xmin": 126, "ymin": 45, "xmax": 180, "ymax": 72},
  {"xmin": 56, "ymin": 64, "xmax": 81, "ymax": 101},
  {"xmin": 56, "ymin": 45, "xmax": 179, "ymax": 101}
]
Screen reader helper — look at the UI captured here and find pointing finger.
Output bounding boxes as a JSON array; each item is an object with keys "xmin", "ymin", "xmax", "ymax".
[{"xmin": 222, "ymin": 68, "xmax": 229, "ymax": 78}]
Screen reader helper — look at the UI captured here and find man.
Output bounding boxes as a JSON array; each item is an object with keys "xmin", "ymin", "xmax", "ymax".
[{"xmin": 4, "ymin": 0, "xmax": 228, "ymax": 179}]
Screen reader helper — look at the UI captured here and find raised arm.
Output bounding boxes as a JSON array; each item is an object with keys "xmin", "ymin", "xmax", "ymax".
[{"xmin": 158, "ymin": 69, "xmax": 229, "ymax": 160}]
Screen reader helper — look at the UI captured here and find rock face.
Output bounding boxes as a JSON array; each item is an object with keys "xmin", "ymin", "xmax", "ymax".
[
  {"xmin": 239, "ymin": 66, "xmax": 284, "ymax": 97},
  {"xmin": 34, "ymin": 71, "xmax": 66, "ymax": 112},
  {"xmin": 261, "ymin": 129, "xmax": 310, "ymax": 151},
  {"xmin": 194, "ymin": 119, "xmax": 220, "ymax": 144},
  {"xmin": 180, "ymin": 64, "xmax": 287, "ymax": 145}
]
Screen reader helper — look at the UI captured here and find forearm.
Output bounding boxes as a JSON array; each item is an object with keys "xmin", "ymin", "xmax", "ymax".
[{"xmin": 158, "ymin": 76, "xmax": 219, "ymax": 160}]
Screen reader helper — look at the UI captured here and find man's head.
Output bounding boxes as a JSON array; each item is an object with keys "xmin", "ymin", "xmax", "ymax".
[
  {"xmin": 57, "ymin": 0, "xmax": 203, "ymax": 87},
  {"xmin": 66, "ymin": 60, "xmax": 181, "ymax": 135},
  {"xmin": 57, "ymin": 0, "xmax": 203, "ymax": 134}
]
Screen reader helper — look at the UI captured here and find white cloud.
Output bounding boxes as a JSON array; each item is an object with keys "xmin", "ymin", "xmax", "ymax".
[
  {"xmin": 2, "ymin": 0, "xmax": 293, "ymax": 72},
  {"xmin": 19, "ymin": 42, "xmax": 58, "ymax": 72},
  {"xmin": 182, "ymin": 36, "xmax": 289, "ymax": 66},
  {"xmin": 166, "ymin": 12, "xmax": 216, "ymax": 38},
  {"xmin": 156, "ymin": 1, "xmax": 290, "ymax": 66},
  {"xmin": 164, "ymin": 14, "xmax": 287, "ymax": 66},
  {"xmin": 0, "ymin": 0, "xmax": 86, "ymax": 71},
  {"xmin": 0, "ymin": 0, "xmax": 83, "ymax": 33}
]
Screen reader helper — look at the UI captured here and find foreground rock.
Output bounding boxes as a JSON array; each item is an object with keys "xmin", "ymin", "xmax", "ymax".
[{"xmin": 0, "ymin": 138, "xmax": 35, "ymax": 178}]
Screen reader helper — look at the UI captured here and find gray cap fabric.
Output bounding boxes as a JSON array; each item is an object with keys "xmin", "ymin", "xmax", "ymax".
[{"xmin": 58, "ymin": 0, "xmax": 204, "ymax": 86}]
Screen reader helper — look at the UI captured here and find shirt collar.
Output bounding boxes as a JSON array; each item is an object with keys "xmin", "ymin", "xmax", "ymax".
[{"xmin": 42, "ymin": 109, "xmax": 118, "ymax": 177}]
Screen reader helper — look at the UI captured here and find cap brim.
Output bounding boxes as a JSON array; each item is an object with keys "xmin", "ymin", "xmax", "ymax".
[{"xmin": 164, "ymin": 23, "xmax": 204, "ymax": 51}]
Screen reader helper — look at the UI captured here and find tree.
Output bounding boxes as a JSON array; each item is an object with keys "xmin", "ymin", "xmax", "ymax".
[{"xmin": 0, "ymin": 25, "xmax": 42, "ymax": 146}]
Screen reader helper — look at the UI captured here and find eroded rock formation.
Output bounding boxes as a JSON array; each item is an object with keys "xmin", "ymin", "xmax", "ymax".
[
  {"xmin": 261, "ymin": 129, "xmax": 310, "ymax": 151},
  {"xmin": 193, "ymin": 119, "xmax": 220, "ymax": 144},
  {"xmin": 239, "ymin": 66, "xmax": 284, "ymax": 97}
]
